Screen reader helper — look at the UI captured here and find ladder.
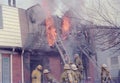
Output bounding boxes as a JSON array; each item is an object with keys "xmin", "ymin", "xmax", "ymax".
[
  {"xmin": 79, "ymin": 46, "xmax": 101, "ymax": 72},
  {"xmin": 55, "ymin": 35, "xmax": 70, "ymax": 64}
]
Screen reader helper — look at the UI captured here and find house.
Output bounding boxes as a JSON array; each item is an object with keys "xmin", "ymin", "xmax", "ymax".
[
  {"xmin": 0, "ymin": 5, "xmax": 27, "ymax": 83},
  {"xmin": 92, "ymin": 26, "xmax": 120, "ymax": 83},
  {"xmin": 26, "ymin": 4, "xmax": 98, "ymax": 83},
  {"xmin": 0, "ymin": 4, "xmax": 98, "ymax": 83},
  {"xmin": 0, "ymin": 5, "xmax": 63, "ymax": 83}
]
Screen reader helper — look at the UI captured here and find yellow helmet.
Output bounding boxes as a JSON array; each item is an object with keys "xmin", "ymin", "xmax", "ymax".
[
  {"xmin": 43, "ymin": 69, "xmax": 50, "ymax": 74},
  {"xmin": 37, "ymin": 65, "xmax": 42, "ymax": 70},
  {"xmin": 64, "ymin": 64, "xmax": 70, "ymax": 70}
]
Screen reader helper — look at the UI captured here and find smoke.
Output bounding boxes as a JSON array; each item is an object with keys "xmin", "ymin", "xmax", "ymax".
[
  {"xmin": 0, "ymin": 0, "xmax": 85, "ymax": 20},
  {"xmin": 39, "ymin": 0, "xmax": 85, "ymax": 18},
  {"xmin": 53, "ymin": 0, "xmax": 69, "ymax": 18}
]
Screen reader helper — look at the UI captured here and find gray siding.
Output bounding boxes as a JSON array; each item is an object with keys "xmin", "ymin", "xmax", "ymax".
[{"xmin": 18, "ymin": 9, "xmax": 29, "ymax": 47}]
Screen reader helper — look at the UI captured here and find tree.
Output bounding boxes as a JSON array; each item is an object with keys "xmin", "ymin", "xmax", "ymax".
[{"xmin": 67, "ymin": 0, "xmax": 120, "ymax": 55}]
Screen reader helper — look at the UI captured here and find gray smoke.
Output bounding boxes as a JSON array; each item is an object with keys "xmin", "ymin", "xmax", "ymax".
[{"xmin": 39, "ymin": 0, "xmax": 85, "ymax": 18}]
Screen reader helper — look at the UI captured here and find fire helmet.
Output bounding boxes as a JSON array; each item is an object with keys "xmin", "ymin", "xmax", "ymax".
[
  {"xmin": 64, "ymin": 64, "xmax": 70, "ymax": 70},
  {"xmin": 102, "ymin": 64, "xmax": 107, "ymax": 68},
  {"xmin": 37, "ymin": 65, "xmax": 42, "ymax": 70},
  {"xmin": 43, "ymin": 69, "xmax": 50, "ymax": 74},
  {"xmin": 71, "ymin": 64, "xmax": 78, "ymax": 70},
  {"xmin": 74, "ymin": 54, "xmax": 79, "ymax": 58}
]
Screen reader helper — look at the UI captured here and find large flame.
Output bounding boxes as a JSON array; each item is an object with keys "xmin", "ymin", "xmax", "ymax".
[
  {"xmin": 41, "ymin": 0, "xmax": 57, "ymax": 46},
  {"xmin": 62, "ymin": 16, "xmax": 70, "ymax": 40},
  {"xmin": 45, "ymin": 17, "xmax": 57, "ymax": 46}
]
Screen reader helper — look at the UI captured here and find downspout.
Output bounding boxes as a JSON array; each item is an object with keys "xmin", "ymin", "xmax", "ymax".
[
  {"xmin": 10, "ymin": 48, "xmax": 15, "ymax": 83},
  {"xmin": 21, "ymin": 49, "xmax": 24, "ymax": 83}
]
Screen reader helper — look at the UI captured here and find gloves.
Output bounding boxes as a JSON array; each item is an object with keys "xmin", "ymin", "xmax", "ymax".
[{"xmin": 32, "ymin": 77, "xmax": 37, "ymax": 79}]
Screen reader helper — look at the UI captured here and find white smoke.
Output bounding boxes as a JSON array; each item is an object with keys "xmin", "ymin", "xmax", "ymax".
[
  {"xmin": 38, "ymin": 0, "xmax": 85, "ymax": 18},
  {"xmin": 0, "ymin": 0, "xmax": 85, "ymax": 19},
  {"xmin": 53, "ymin": 0, "xmax": 85, "ymax": 18},
  {"xmin": 53, "ymin": 0, "xmax": 69, "ymax": 18}
]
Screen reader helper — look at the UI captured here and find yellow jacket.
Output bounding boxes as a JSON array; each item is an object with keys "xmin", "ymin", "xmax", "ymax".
[
  {"xmin": 60, "ymin": 70, "xmax": 77, "ymax": 83},
  {"xmin": 32, "ymin": 69, "xmax": 42, "ymax": 83}
]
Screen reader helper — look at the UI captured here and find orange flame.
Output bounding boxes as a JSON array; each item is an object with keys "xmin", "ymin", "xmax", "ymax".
[
  {"xmin": 42, "ymin": 0, "xmax": 57, "ymax": 46},
  {"xmin": 45, "ymin": 17, "xmax": 57, "ymax": 46},
  {"xmin": 62, "ymin": 16, "xmax": 70, "ymax": 40}
]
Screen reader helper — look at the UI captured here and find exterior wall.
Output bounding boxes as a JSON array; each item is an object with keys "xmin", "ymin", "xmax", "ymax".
[
  {"xmin": 30, "ymin": 52, "xmax": 62, "ymax": 83},
  {"xmin": 0, "ymin": 54, "xmax": 2, "ymax": 83},
  {"xmin": 23, "ymin": 52, "xmax": 30, "ymax": 83},
  {"xmin": 12, "ymin": 54, "xmax": 22, "ymax": 83},
  {"xmin": 108, "ymin": 56, "xmax": 120, "ymax": 82},
  {"xmin": 18, "ymin": 9, "xmax": 29, "ymax": 47},
  {"xmin": 49, "ymin": 56, "xmax": 62, "ymax": 81},
  {"xmin": 0, "ymin": 51, "xmax": 22, "ymax": 83},
  {"xmin": 0, "ymin": 5, "xmax": 22, "ymax": 47},
  {"xmin": 0, "ymin": 6, "xmax": 3, "ymax": 29},
  {"xmin": 26, "ymin": 5, "xmax": 52, "ymax": 50},
  {"xmin": 93, "ymin": 27, "xmax": 120, "ymax": 82}
]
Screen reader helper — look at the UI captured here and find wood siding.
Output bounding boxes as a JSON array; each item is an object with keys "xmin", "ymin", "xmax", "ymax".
[{"xmin": 0, "ymin": 5, "xmax": 22, "ymax": 47}]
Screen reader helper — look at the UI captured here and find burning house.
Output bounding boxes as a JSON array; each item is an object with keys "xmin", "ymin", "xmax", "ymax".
[
  {"xmin": 0, "ymin": 4, "xmax": 98, "ymax": 83},
  {"xmin": 25, "ymin": 4, "xmax": 98, "ymax": 83}
]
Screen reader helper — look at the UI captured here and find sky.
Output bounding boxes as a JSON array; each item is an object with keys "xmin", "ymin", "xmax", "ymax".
[
  {"xmin": 0, "ymin": 0, "xmax": 120, "ymax": 26},
  {"xmin": 0, "ymin": 0, "xmax": 40, "ymax": 9}
]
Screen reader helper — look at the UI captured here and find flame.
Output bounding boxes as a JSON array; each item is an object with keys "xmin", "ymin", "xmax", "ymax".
[
  {"xmin": 45, "ymin": 17, "xmax": 57, "ymax": 46},
  {"xmin": 62, "ymin": 16, "xmax": 70, "ymax": 40},
  {"xmin": 42, "ymin": 0, "xmax": 57, "ymax": 46}
]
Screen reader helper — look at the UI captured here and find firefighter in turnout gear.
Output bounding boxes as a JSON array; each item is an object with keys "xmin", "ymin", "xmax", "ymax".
[
  {"xmin": 43, "ymin": 69, "xmax": 58, "ymax": 83},
  {"xmin": 71, "ymin": 64, "xmax": 82, "ymax": 83},
  {"xmin": 60, "ymin": 64, "xmax": 77, "ymax": 83},
  {"xmin": 31, "ymin": 65, "xmax": 42, "ymax": 83},
  {"xmin": 74, "ymin": 54, "xmax": 83, "ymax": 75},
  {"xmin": 101, "ymin": 64, "xmax": 112, "ymax": 83}
]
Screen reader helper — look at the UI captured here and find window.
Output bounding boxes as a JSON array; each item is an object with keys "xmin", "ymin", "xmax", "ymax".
[
  {"xmin": 111, "ymin": 56, "xmax": 118, "ymax": 65},
  {"xmin": 2, "ymin": 54, "xmax": 11, "ymax": 83}
]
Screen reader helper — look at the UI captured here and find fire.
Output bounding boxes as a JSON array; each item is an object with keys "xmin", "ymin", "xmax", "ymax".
[
  {"xmin": 62, "ymin": 16, "xmax": 70, "ymax": 40},
  {"xmin": 41, "ymin": 0, "xmax": 57, "ymax": 46},
  {"xmin": 45, "ymin": 17, "xmax": 57, "ymax": 46}
]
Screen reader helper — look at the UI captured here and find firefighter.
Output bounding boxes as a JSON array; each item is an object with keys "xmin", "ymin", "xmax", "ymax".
[
  {"xmin": 71, "ymin": 64, "xmax": 82, "ymax": 83},
  {"xmin": 8, "ymin": 0, "xmax": 16, "ymax": 7},
  {"xmin": 43, "ymin": 69, "xmax": 58, "ymax": 83},
  {"xmin": 101, "ymin": 64, "xmax": 111, "ymax": 83},
  {"xmin": 31, "ymin": 65, "xmax": 42, "ymax": 83},
  {"xmin": 60, "ymin": 64, "xmax": 77, "ymax": 83},
  {"xmin": 74, "ymin": 54, "xmax": 83, "ymax": 73}
]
